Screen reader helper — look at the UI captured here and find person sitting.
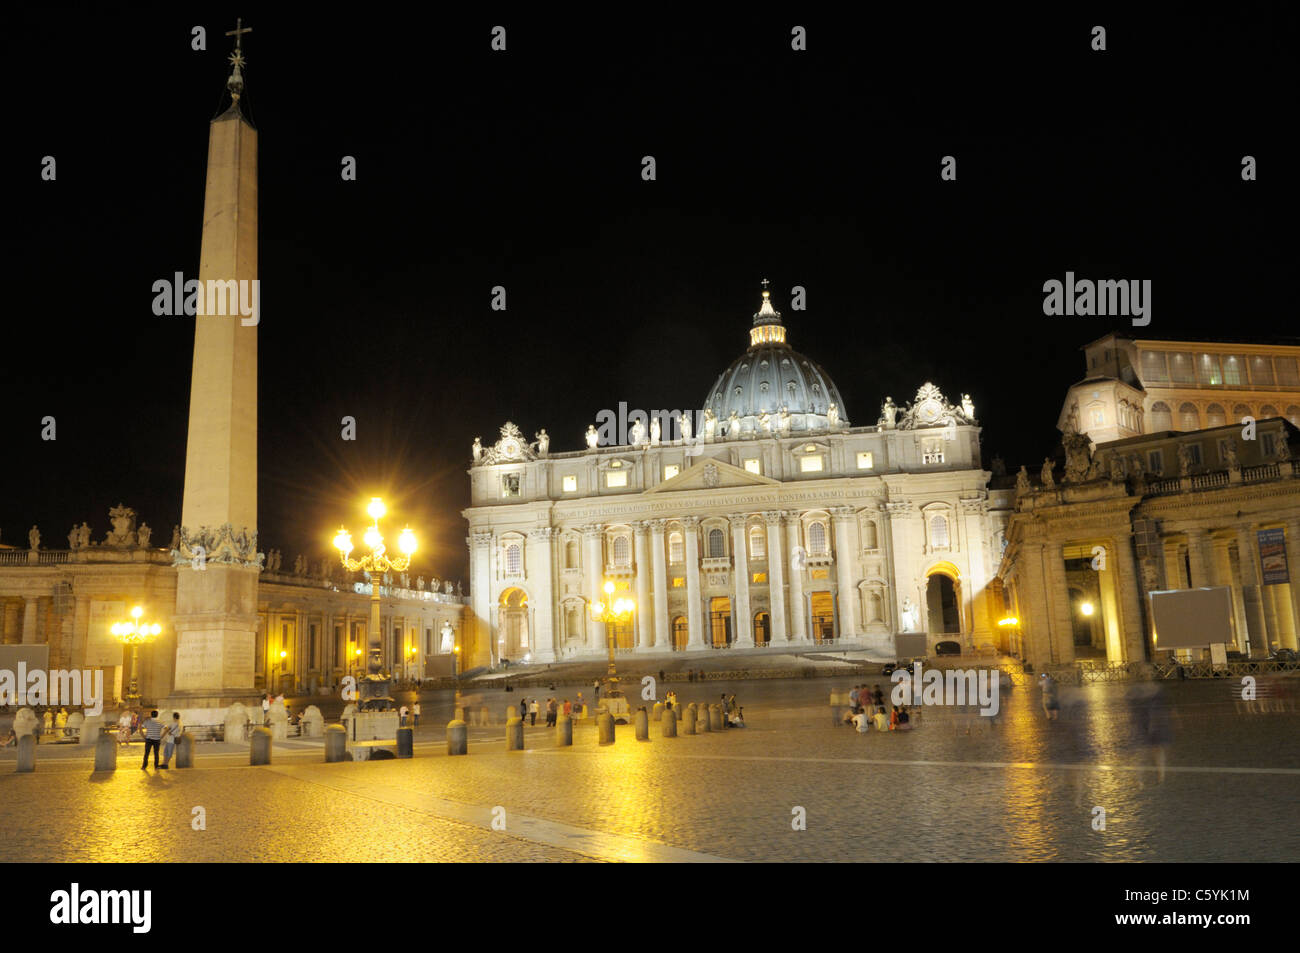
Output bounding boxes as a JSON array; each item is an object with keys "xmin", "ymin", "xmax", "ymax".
[
  {"xmin": 1, "ymin": 727, "xmax": 17, "ymax": 748},
  {"xmin": 872, "ymin": 706, "xmax": 890, "ymax": 732},
  {"xmin": 890, "ymin": 705, "xmax": 900, "ymax": 730},
  {"xmin": 850, "ymin": 709, "xmax": 871, "ymax": 733},
  {"xmin": 897, "ymin": 706, "xmax": 912, "ymax": 730},
  {"xmin": 727, "ymin": 707, "xmax": 746, "ymax": 728}
]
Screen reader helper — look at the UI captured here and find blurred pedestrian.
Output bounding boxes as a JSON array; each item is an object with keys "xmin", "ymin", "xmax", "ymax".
[
  {"xmin": 1040, "ymin": 673, "xmax": 1060, "ymax": 721},
  {"xmin": 529, "ymin": 698, "xmax": 539, "ymax": 726},
  {"xmin": 412, "ymin": 701, "xmax": 421, "ymax": 727}
]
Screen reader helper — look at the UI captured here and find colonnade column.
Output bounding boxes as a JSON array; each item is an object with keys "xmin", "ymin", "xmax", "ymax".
[
  {"xmin": 830, "ymin": 507, "xmax": 857, "ymax": 642},
  {"xmin": 730, "ymin": 515, "xmax": 754, "ymax": 648},
  {"xmin": 1236, "ymin": 524, "xmax": 1269, "ymax": 656},
  {"xmin": 527, "ymin": 527, "xmax": 557, "ymax": 663},
  {"xmin": 22, "ymin": 596, "xmax": 39, "ymax": 644},
  {"xmin": 1285, "ymin": 519, "xmax": 1300, "ymax": 651},
  {"xmin": 2, "ymin": 601, "xmax": 21, "ymax": 644},
  {"xmin": 1045, "ymin": 542, "xmax": 1074, "ymax": 664},
  {"xmin": 582, "ymin": 525, "xmax": 605, "ymax": 653},
  {"xmin": 633, "ymin": 522, "xmax": 652, "ymax": 652},
  {"xmin": 649, "ymin": 520, "xmax": 669, "ymax": 650},
  {"xmin": 763, "ymin": 512, "xmax": 787, "ymax": 645},
  {"xmin": 1114, "ymin": 537, "xmax": 1147, "ymax": 663},
  {"xmin": 469, "ymin": 531, "xmax": 494, "ymax": 669},
  {"xmin": 784, "ymin": 513, "xmax": 808, "ymax": 643},
  {"xmin": 683, "ymin": 517, "xmax": 705, "ymax": 649}
]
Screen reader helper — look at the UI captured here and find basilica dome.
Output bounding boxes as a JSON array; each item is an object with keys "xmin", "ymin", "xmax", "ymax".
[{"xmin": 703, "ymin": 286, "xmax": 849, "ymax": 436}]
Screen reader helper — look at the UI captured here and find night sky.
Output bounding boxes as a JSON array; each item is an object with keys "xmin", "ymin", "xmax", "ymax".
[{"xmin": 6, "ymin": 5, "xmax": 1292, "ymax": 581}]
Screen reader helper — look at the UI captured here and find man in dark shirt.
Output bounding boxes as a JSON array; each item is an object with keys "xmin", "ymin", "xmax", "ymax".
[{"xmin": 140, "ymin": 710, "xmax": 164, "ymax": 770}]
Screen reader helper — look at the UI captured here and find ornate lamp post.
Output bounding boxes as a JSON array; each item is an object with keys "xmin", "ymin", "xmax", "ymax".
[
  {"xmin": 333, "ymin": 497, "xmax": 416, "ymax": 709},
  {"xmin": 111, "ymin": 606, "xmax": 162, "ymax": 706},
  {"xmin": 589, "ymin": 580, "xmax": 635, "ymax": 709}
]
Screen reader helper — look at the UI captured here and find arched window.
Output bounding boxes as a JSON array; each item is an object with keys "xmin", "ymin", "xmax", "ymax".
[
  {"xmin": 1150, "ymin": 401, "xmax": 1173, "ymax": 431},
  {"xmin": 565, "ymin": 540, "xmax": 579, "ymax": 569},
  {"xmin": 566, "ymin": 607, "xmax": 582, "ymax": 642},
  {"xmin": 1232, "ymin": 404, "xmax": 1253, "ymax": 424},
  {"xmin": 708, "ymin": 528, "xmax": 725, "ymax": 558},
  {"xmin": 861, "ymin": 521, "xmax": 878, "ymax": 550},
  {"xmin": 668, "ymin": 532, "xmax": 684, "ymax": 564},
  {"xmin": 1261, "ymin": 405, "xmax": 1279, "ymax": 419},
  {"xmin": 930, "ymin": 515, "xmax": 950, "ymax": 549},
  {"xmin": 1206, "ymin": 404, "xmax": 1226, "ymax": 428},
  {"xmin": 808, "ymin": 521, "xmax": 828, "ymax": 555},
  {"xmin": 611, "ymin": 534, "xmax": 631, "ymax": 566},
  {"xmin": 505, "ymin": 543, "xmax": 522, "ymax": 575},
  {"xmin": 1178, "ymin": 403, "xmax": 1200, "ymax": 432},
  {"xmin": 749, "ymin": 526, "xmax": 766, "ymax": 560}
]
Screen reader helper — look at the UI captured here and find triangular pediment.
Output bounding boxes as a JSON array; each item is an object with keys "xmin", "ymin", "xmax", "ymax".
[{"xmin": 646, "ymin": 456, "xmax": 780, "ymax": 493}]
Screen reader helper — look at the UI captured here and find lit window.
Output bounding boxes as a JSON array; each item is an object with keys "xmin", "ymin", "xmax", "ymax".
[
  {"xmin": 505, "ymin": 543, "xmax": 522, "ymax": 575},
  {"xmin": 930, "ymin": 515, "xmax": 950, "ymax": 549},
  {"xmin": 671, "ymin": 577, "xmax": 685, "ymax": 588},
  {"xmin": 663, "ymin": 464, "xmax": 679, "ymax": 480},
  {"xmin": 562, "ymin": 474, "xmax": 577, "ymax": 492},
  {"xmin": 605, "ymin": 470, "xmax": 628, "ymax": 488},
  {"xmin": 800, "ymin": 455, "xmax": 823, "ymax": 473},
  {"xmin": 856, "ymin": 451, "xmax": 873, "ymax": 470},
  {"xmin": 810, "ymin": 568, "xmax": 829, "ymax": 580},
  {"xmin": 752, "ymin": 572, "xmax": 767, "ymax": 583},
  {"xmin": 668, "ymin": 532, "xmax": 684, "ymax": 563},
  {"xmin": 808, "ymin": 521, "xmax": 828, "ymax": 555},
  {"xmin": 744, "ymin": 458, "xmax": 761, "ymax": 474}
]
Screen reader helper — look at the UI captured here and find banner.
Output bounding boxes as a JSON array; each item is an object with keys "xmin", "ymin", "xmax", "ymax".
[{"xmin": 1257, "ymin": 528, "xmax": 1289, "ymax": 585}]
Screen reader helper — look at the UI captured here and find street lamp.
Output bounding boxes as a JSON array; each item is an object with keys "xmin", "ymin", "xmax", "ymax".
[
  {"xmin": 333, "ymin": 497, "xmax": 416, "ymax": 709},
  {"xmin": 111, "ymin": 606, "xmax": 162, "ymax": 706},
  {"xmin": 589, "ymin": 580, "xmax": 635, "ymax": 709}
]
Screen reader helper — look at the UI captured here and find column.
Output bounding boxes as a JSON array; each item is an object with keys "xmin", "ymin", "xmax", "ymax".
[
  {"xmin": 649, "ymin": 520, "xmax": 669, "ymax": 650},
  {"xmin": 683, "ymin": 517, "xmax": 705, "ymax": 649},
  {"xmin": 582, "ymin": 525, "xmax": 606, "ymax": 653},
  {"xmin": 527, "ymin": 528, "xmax": 557, "ymax": 663},
  {"xmin": 785, "ymin": 513, "xmax": 808, "ymax": 643},
  {"xmin": 831, "ymin": 507, "xmax": 857, "ymax": 641},
  {"xmin": 885, "ymin": 501, "xmax": 915, "ymax": 633},
  {"xmin": 1045, "ymin": 542, "xmax": 1074, "ymax": 664},
  {"xmin": 1114, "ymin": 536, "xmax": 1147, "ymax": 663},
  {"xmin": 1236, "ymin": 525, "xmax": 1268, "ymax": 656},
  {"xmin": 469, "ymin": 531, "xmax": 494, "ymax": 669},
  {"xmin": 959, "ymin": 498, "xmax": 992, "ymax": 646},
  {"xmin": 633, "ymin": 522, "xmax": 652, "ymax": 652},
  {"xmin": 21, "ymin": 596, "xmax": 38, "ymax": 644},
  {"xmin": 764, "ymin": 512, "xmax": 788, "ymax": 645},
  {"xmin": 730, "ymin": 515, "xmax": 754, "ymax": 648},
  {"xmin": 1286, "ymin": 519, "xmax": 1300, "ymax": 651},
  {"xmin": 1185, "ymin": 528, "xmax": 1212, "ymax": 587},
  {"xmin": 3, "ymin": 601, "xmax": 20, "ymax": 644}
]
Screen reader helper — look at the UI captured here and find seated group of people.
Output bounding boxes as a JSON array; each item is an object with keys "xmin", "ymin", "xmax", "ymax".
[{"xmin": 846, "ymin": 704, "xmax": 911, "ymax": 732}]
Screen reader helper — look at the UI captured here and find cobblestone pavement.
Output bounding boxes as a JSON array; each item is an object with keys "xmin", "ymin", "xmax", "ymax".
[{"xmin": 1, "ymin": 679, "xmax": 1296, "ymax": 862}]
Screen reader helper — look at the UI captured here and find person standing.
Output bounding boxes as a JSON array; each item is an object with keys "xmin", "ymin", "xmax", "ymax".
[
  {"xmin": 140, "ymin": 710, "xmax": 163, "ymax": 770},
  {"xmin": 575, "ymin": 692, "xmax": 584, "ymax": 715},
  {"xmin": 593, "ymin": 679, "xmax": 601, "ymax": 702},
  {"xmin": 562, "ymin": 698, "xmax": 572, "ymax": 718},
  {"xmin": 518, "ymin": 697, "xmax": 527, "ymax": 721},
  {"xmin": 117, "ymin": 709, "xmax": 132, "ymax": 746},
  {"xmin": 1040, "ymin": 674, "xmax": 1060, "ymax": 721},
  {"xmin": 412, "ymin": 701, "xmax": 421, "ymax": 727},
  {"xmin": 849, "ymin": 685, "xmax": 861, "ymax": 714},
  {"xmin": 547, "ymin": 697, "xmax": 557, "ymax": 726},
  {"xmin": 399, "ymin": 704, "xmax": 410, "ymax": 727},
  {"xmin": 528, "ymin": 698, "xmax": 539, "ymax": 726},
  {"xmin": 262, "ymin": 693, "xmax": 271, "ymax": 726},
  {"xmin": 161, "ymin": 712, "xmax": 182, "ymax": 768}
]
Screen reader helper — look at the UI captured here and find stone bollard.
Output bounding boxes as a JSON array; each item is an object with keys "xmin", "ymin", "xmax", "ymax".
[
  {"xmin": 698, "ymin": 703, "xmax": 712, "ymax": 732},
  {"xmin": 635, "ymin": 708, "xmax": 650, "ymax": 741},
  {"xmin": 324, "ymin": 725, "xmax": 347, "ymax": 762},
  {"xmin": 652, "ymin": 702, "xmax": 664, "ymax": 722},
  {"xmin": 662, "ymin": 708, "xmax": 678, "ymax": 737},
  {"xmin": 79, "ymin": 714, "xmax": 102, "ymax": 746},
  {"xmin": 267, "ymin": 705, "xmax": 289, "ymax": 741},
  {"xmin": 556, "ymin": 714, "xmax": 573, "ymax": 746},
  {"xmin": 597, "ymin": 711, "xmax": 615, "ymax": 745},
  {"xmin": 682, "ymin": 704, "xmax": 696, "ymax": 734},
  {"xmin": 93, "ymin": 730, "xmax": 117, "ymax": 771},
  {"xmin": 505, "ymin": 706, "xmax": 516, "ymax": 724},
  {"xmin": 249, "ymin": 726, "xmax": 272, "ymax": 765},
  {"xmin": 224, "ymin": 703, "xmax": 251, "ymax": 744},
  {"xmin": 447, "ymin": 719, "xmax": 468, "ymax": 756},
  {"xmin": 13, "ymin": 707, "xmax": 38, "ymax": 740},
  {"xmin": 710, "ymin": 704, "xmax": 724, "ymax": 731},
  {"xmin": 301, "ymin": 705, "xmax": 324, "ymax": 738},
  {"xmin": 461, "ymin": 706, "xmax": 472, "ymax": 724},
  {"xmin": 397, "ymin": 726, "xmax": 414, "ymax": 758},
  {"xmin": 16, "ymin": 734, "xmax": 35, "ymax": 773},
  {"xmin": 176, "ymin": 732, "xmax": 195, "ymax": 768},
  {"xmin": 506, "ymin": 717, "xmax": 524, "ymax": 751}
]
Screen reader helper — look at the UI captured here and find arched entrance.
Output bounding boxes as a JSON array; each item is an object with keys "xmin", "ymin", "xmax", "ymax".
[
  {"xmin": 672, "ymin": 615, "xmax": 688, "ymax": 651},
  {"xmin": 754, "ymin": 611, "xmax": 770, "ymax": 646},
  {"xmin": 810, "ymin": 592, "xmax": 835, "ymax": 642},
  {"xmin": 498, "ymin": 588, "xmax": 529, "ymax": 662},
  {"xmin": 925, "ymin": 563, "xmax": 962, "ymax": 638},
  {"xmin": 709, "ymin": 597, "xmax": 732, "ymax": 647}
]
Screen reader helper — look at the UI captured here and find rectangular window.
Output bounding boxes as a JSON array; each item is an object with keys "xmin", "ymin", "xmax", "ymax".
[
  {"xmin": 1140, "ymin": 350, "xmax": 1169, "ymax": 383},
  {"xmin": 1197, "ymin": 353, "xmax": 1222, "ymax": 386},
  {"xmin": 1275, "ymin": 358, "xmax": 1300, "ymax": 387},
  {"xmin": 605, "ymin": 470, "xmax": 628, "ymax": 488},
  {"xmin": 1168, "ymin": 352, "xmax": 1196, "ymax": 384},
  {"xmin": 671, "ymin": 577, "xmax": 685, "ymax": 588},
  {"xmin": 799, "ymin": 455, "xmax": 823, "ymax": 473},
  {"xmin": 562, "ymin": 474, "xmax": 577, "ymax": 492},
  {"xmin": 1249, "ymin": 355, "xmax": 1274, "ymax": 386},
  {"xmin": 1186, "ymin": 444, "xmax": 1202, "ymax": 466},
  {"xmin": 502, "ymin": 473, "xmax": 521, "ymax": 497},
  {"xmin": 1262, "ymin": 433, "xmax": 1277, "ymax": 458},
  {"xmin": 751, "ymin": 572, "xmax": 767, "ymax": 583},
  {"xmin": 856, "ymin": 451, "xmax": 874, "ymax": 469},
  {"xmin": 1221, "ymin": 354, "xmax": 1246, "ymax": 386},
  {"xmin": 921, "ymin": 450, "xmax": 945, "ymax": 465},
  {"xmin": 744, "ymin": 458, "xmax": 761, "ymax": 474},
  {"xmin": 663, "ymin": 464, "xmax": 679, "ymax": 480}
]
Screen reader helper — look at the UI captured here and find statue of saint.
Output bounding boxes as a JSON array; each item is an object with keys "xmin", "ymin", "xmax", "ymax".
[
  {"xmin": 137, "ymin": 523, "xmax": 152, "ymax": 548},
  {"xmin": 680, "ymin": 412, "xmax": 693, "ymax": 441},
  {"xmin": 1177, "ymin": 443, "xmax": 1193, "ymax": 477},
  {"xmin": 68, "ymin": 526, "xmax": 79, "ymax": 550},
  {"xmin": 1277, "ymin": 439, "xmax": 1292, "ymax": 462},
  {"xmin": 649, "ymin": 417, "xmax": 660, "ymax": 446},
  {"xmin": 901, "ymin": 597, "xmax": 917, "ymax": 631},
  {"xmin": 880, "ymin": 397, "xmax": 897, "ymax": 429},
  {"xmin": 585, "ymin": 424, "xmax": 600, "ymax": 449},
  {"xmin": 703, "ymin": 409, "xmax": 716, "ymax": 441},
  {"xmin": 28, "ymin": 526, "xmax": 40, "ymax": 551},
  {"xmin": 535, "ymin": 429, "xmax": 549, "ymax": 456},
  {"xmin": 727, "ymin": 410, "xmax": 740, "ymax": 436},
  {"xmin": 630, "ymin": 418, "xmax": 647, "ymax": 446},
  {"xmin": 1109, "ymin": 454, "xmax": 1127, "ymax": 482},
  {"xmin": 1224, "ymin": 438, "xmax": 1239, "ymax": 470},
  {"xmin": 1015, "ymin": 465, "xmax": 1031, "ymax": 496},
  {"xmin": 471, "ymin": 437, "xmax": 483, "ymax": 463},
  {"xmin": 778, "ymin": 406, "xmax": 792, "ymax": 434},
  {"xmin": 170, "ymin": 525, "xmax": 181, "ymax": 550},
  {"xmin": 758, "ymin": 410, "xmax": 771, "ymax": 433},
  {"xmin": 1040, "ymin": 458, "xmax": 1056, "ymax": 488},
  {"xmin": 961, "ymin": 393, "xmax": 975, "ymax": 420},
  {"xmin": 827, "ymin": 403, "xmax": 839, "ymax": 429}
]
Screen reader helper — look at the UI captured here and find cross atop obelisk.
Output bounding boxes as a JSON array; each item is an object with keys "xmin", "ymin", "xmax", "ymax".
[
  {"xmin": 224, "ymin": 18, "xmax": 252, "ymax": 104},
  {"xmin": 225, "ymin": 17, "xmax": 252, "ymax": 52}
]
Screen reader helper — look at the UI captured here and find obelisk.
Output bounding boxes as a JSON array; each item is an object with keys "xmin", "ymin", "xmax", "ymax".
[{"xmin": 166, "ymin": 22, "xmax": 261, "ymax": 716}]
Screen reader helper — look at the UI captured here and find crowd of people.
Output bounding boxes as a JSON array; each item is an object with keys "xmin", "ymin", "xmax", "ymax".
[{"xmin": 841, "ymin": 683, "xmax": 914, "ymax": 733}]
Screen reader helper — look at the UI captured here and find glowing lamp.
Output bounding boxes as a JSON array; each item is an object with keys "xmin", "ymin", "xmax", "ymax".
[
  {"xmin": 333, "ymin": 528, "xmax": 353, "ymax": 553},
  {"xmin": 367, "ymin": 497, "xmax": 387, "ymax": 520},
  {"xmin": 1080, "ymin": 602, "xmax": 1095, "ymax": 617},
  {"xmin": 363, "ymin": 526, "xmax": 382, "ymax": 550},
  {"xmin": 603, "ymin": 581, "xmax": 616, "ymax": 595},
  {"xmin": 398, "ymin": 527, "xmax": 417, "ymax": 555}
]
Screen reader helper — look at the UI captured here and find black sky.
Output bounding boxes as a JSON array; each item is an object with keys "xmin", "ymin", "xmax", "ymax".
[{"xmin": 5, "ymin": 5, "xmax": 1294, "ymax": 580}]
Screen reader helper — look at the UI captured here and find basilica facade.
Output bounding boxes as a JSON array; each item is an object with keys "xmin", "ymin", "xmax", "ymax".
[{"xmin": 462, "ymin": 288, "xmax": 1011, "ymax": 668}]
